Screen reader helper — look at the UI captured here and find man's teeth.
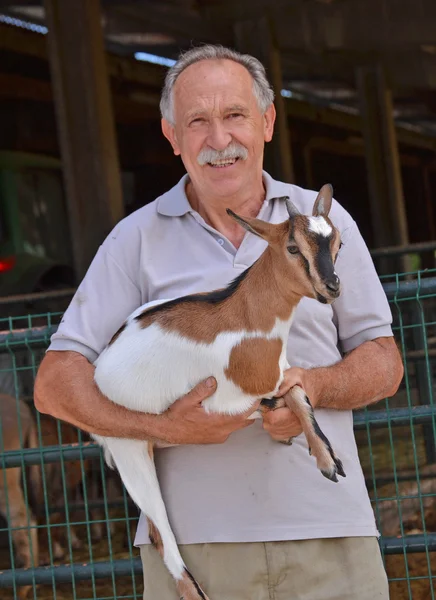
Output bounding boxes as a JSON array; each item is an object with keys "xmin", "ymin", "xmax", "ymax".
[{"xmin": 209, "ymin": 158, "xmax": 237, "ymax": 167}]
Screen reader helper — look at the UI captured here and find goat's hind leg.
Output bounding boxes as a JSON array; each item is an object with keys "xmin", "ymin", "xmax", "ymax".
[
  {"xmin": 147, "ymin": 518, "xmax": 209, "ymax": 600},
  {"xmin": 283, "ymin": 386, "xmax": 346, "ymax": 482},
  {"xmin": 94, "ymin": 435, "xmax": 210, "ymax": 600},
  {"xmin": 146, "ymin": 445, "xmax": 210, "ymax": 600}
]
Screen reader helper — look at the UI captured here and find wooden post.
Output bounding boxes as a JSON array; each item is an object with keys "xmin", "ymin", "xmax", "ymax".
[
  {"xmin": 44, "ymin": 0, "xmax": 124, "ymax": 280},
  {"xmin": 234, "ymin": 15, "xmax": 295, "ymax": 183},
  {"xmin": 356, "ymin": 65, "xmax": 410, "ymax": 272}
]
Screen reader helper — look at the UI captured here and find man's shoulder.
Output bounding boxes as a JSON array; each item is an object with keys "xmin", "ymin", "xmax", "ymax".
[
  {"xmin": 100, "ymin": 201, "xmax": 158, "ymax": 256},
  {"xmin": 105, "ymin": 177, "xmax": 187, "ymax": 248},
  {"xmin": 116, "ymin": 197, "xmax": 161, "ymax": 232}
]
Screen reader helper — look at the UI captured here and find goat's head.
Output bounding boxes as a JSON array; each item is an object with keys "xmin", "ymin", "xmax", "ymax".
[{"xmin": 227, "ymin": 184, "xmax": 342, "ymax": 304}]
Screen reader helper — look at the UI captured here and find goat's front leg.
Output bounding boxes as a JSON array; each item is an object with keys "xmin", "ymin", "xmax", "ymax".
[{"xmin": 282, "ymin": 386, "xmax": 346, "ymax": 482}]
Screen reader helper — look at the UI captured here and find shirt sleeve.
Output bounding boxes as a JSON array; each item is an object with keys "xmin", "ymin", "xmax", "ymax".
[
  {"xmin": 333, "ymin": 221, "xmax": 393, "ymax": 354},
  {"xmin": 48, "ymin": 244, "xmax": 142, "ymax": 364}
]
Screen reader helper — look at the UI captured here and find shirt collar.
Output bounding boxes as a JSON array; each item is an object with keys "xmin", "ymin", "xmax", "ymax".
[{"xmin": 157, "ymin": 171, "xmax": 282, "ymax": 217}]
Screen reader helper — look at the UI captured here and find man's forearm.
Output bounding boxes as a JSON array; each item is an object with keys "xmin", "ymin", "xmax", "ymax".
[
  {"xmin": 34, "ymin": 350, "xmax": 251, "ymax": 446},
  {"xmin": 34, "ymin": 351, "xmax": 165, "ymax": 441},
  {"xmin": 305, "ymin": 337, "xmax": 404, "ymax": 411}
]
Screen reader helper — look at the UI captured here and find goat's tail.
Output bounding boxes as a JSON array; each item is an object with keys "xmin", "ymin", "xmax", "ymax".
[{"xmin": 94, "ymin": 436, "xmax": 185, "ymax": 579}]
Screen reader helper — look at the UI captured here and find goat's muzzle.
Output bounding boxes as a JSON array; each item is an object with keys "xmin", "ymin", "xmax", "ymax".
[{"xmin": 324, "ymin": 274, "xmax": 341, "ymax": 301}]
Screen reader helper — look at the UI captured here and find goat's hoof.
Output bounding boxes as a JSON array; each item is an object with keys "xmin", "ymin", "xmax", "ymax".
[
  {"xmin": 335, "ymin": 456, "xmax": 346, "ymax": 478},
  {"xmin": 320, "ymin": 454, "xmax": 346, "ymax": 483},
  {"xmin": 280, "ymin": 437, "xmax": 293, "ymax": 446},
  {"xmin": 321, "ymin": 468, "xmax": 339, "ymax": 483}
]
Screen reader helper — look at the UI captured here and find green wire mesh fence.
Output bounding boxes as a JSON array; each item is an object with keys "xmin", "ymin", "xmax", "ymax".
[
  {"xmin": 0, "ymin": 313, "xmax": 142, "ymax": 600},
  {"xmin": 0, "ymin": 270, "xmax": 435, "ymax": 599}
]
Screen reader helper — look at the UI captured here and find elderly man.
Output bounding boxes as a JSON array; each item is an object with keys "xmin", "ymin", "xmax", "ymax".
[{"xmin": 35, "ymin": 45, "xmax": 403, "ymax": 599}]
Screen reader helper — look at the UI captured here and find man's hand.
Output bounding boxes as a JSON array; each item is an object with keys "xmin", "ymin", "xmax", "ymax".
[
  {"xmin": 156, "ymin": 377, "xmax": 257, "ymax": 445},
  {"xmin": 262, "ymin": 367, "xmax": 315, "ymax": 442},
  {"xmin": 262, "ymin": 403, "xmax": 303, "ymax": 441},
  {"xmin": 276, "ymin": 367, "xmax": 315, "ymax": 401}
]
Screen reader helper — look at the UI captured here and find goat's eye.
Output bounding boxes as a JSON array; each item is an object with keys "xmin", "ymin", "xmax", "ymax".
[{"xmin": 288, "ymin": 246, "xmax": 299, "ymax": 255}]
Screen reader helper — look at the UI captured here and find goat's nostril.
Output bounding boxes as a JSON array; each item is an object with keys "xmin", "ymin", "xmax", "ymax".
[{"xmin": 326, "ymin": 280, "xmax": 340, "ymax": 293}]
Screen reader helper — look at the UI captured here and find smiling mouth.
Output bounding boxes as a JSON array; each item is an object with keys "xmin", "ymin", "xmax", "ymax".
[{"xmin": 207, "ymin": 157, "xmax": 240, "ymax": 168}]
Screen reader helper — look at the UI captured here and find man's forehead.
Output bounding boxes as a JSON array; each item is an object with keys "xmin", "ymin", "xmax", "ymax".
[
  {"xmin": 177, "ymin": 59, "xmax": 252, "ymax": 86},
  {"xmin": 184, "ymin": 100, "xmax": 250, "ymax": 121},
  {"xmin": 174, "ymin": 60, "xmax": 255, "ymax": 108}
]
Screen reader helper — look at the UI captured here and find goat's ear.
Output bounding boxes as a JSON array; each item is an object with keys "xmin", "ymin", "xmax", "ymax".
[
  {"xmin": 313, "ymin": 184, "xmax": 333, "ymax": 217},
  {"xmin": 226, "ymin": 209, "xmax": 273, "ymax": 240},
  {"xmin": 282, "ymin": 196, "xmax": 300, "ymax": 219}
]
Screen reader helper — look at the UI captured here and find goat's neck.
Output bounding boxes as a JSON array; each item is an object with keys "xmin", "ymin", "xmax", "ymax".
[{"xmin": 231, "ymin": 247, "xmax": 303, "ymax": 329}]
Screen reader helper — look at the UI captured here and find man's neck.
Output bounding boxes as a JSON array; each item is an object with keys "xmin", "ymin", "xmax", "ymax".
[{"xmin": 186, "ymin": 177, "xmax": 266, "ymax": 248}]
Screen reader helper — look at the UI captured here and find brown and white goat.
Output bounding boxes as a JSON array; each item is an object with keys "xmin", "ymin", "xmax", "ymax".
[{"xmin": 92, "ymin": 185, "xmax": 345, "ymax": 600}]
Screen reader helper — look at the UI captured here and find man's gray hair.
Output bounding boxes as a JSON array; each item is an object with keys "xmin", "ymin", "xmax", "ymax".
[{"xmin": 160, "ymin": 44, "xmax": 275, "ymax": 124}]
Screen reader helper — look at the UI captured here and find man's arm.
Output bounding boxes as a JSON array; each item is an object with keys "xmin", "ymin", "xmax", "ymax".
[
  {"xmin": 295, "ymin": 336, "xmax": 403, "ymax": 410},
  {"xmin": 34, "ymin": 350, "xmax": 255, "ymax": 445},
  {"xmin": 262, "ymin": 336, "xmax": 403, "ymax": 441}
]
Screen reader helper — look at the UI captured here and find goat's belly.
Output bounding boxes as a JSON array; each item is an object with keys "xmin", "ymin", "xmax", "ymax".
[{"xmin": 94, "ymin": 321, "xmax": 282, "ymax": 416}]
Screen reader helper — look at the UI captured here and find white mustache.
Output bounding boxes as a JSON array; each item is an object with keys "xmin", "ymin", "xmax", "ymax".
[{"xmin": 197, "ymin": 142, "xmax": 248, "ymax": 166}]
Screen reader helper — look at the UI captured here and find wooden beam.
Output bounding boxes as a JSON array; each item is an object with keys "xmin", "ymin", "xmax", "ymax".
[
  {"xmin": 1, "ymin": 23, "xmax": 435, "ymax": 152},
  {"xmin": 107, "ymin": 3, "xmax": 230, "ymax": 45},
  {"xmin": 0, "ymin": 72, "xmax": 160, "ymax": 123},
  {"xmin": 0, "ymin": 22, "xmax": 47, "ymax": 58},
  {"xmin": 0, "ymin": 23, "xmax": 164, "ymax": 88},
  {"xmin": 44, "ymin": 0, "xmax": 124, "ymax": 280},
  {"xmin": 0, "ymin": 73, "xmax": 52, "ymax": 102},
  {"xmin": 284, "ymin": 96, "xmax": 436, "ymax": 152},
  {"xmin": 356, "ymin": 64, "xmax": 410, "ymax": 270},
  {"xmin": 200, "ymin": 0, "xmax": 297, "ymax": 22},
  {"xmin": 234, "ymin": 15, "xmax": 295, "ymax": 183},
  {"xmin": 423, "ymin": 165, "xmax": 436, "ymax": 242}
]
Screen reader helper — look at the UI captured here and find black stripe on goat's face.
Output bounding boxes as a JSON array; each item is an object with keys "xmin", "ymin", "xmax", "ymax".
[{"xmin": 286, "ymin": 215, "xmax": 342, "ymax": 304}]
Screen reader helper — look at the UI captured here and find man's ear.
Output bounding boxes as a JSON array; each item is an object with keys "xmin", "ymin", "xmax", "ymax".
[
  {"xmin": 263, "ymin": 104, "xmax": 276, "ymax": 143},
  {"xmin": 161, "ymin": 119, "xmax": 181, "ymax": 156},
  {"xmin": 227, "ymin": 209, "xmax": 275, "ymax": 241}
]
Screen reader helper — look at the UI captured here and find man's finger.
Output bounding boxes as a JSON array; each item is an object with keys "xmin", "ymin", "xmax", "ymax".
[
  {"xmin": 263, "ymin": 407, "xmax": 292, "ymax": 425},
  {"xmin": 175, "ymin": 377, "xmax": 217, "ymax": 408},
  {"xmin": 278, "ymin": 379, "xmax": 298, "ymax": 394}
]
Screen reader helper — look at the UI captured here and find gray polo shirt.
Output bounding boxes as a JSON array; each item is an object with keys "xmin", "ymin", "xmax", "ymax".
[{"xmin": 49, "ymin": 171, "xmax": 392, "ymax": 545}]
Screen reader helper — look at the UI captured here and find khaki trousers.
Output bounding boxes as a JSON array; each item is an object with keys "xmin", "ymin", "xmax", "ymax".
[{"xmin": 140, "ymin": 537, "xmax": 389, "ymax": 600}]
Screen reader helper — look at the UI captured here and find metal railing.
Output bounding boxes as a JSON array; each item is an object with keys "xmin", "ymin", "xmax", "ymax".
[{"xmin": 0, "ymin": 271, "xmax": 435, "ymax": 598}]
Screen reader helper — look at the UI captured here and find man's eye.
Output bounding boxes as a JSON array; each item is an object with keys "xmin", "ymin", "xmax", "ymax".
[
  {"xmin": 227, "ymin": 113, "xmax": 243, "ymax": 119},
  {"xmin": 288, "ymin": 246, "xmax": 299, "ymax": 255}
]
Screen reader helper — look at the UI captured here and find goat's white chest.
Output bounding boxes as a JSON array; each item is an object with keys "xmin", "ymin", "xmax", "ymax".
[{"xmin": 94, "ymin": 313, "xmax": 293, "ymax": 417}]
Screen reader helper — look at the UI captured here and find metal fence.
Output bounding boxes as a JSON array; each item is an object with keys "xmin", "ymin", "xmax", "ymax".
[{"xmin": 0, "ymin": 270, "xmax": 436, "ymax": 599}]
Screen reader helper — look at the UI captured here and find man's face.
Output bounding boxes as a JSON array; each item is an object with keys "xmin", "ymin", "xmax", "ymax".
[{"xmin": 162, "ymin": 59, "xmax": 276, "ymax": 199}]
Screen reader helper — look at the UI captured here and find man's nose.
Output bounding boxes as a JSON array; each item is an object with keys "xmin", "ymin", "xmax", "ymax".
[{"xmin": 207, "ymin": 120, "xmax": 232, "ymax": 151}]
